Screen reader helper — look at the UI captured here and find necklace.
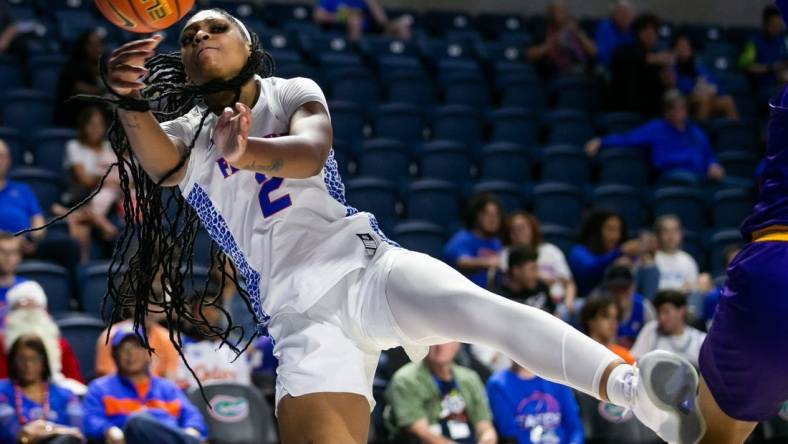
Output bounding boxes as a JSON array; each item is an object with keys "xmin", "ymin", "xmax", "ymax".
[{"xmin": 13, "ymin": 383, "xmax": 50, "ymax": 425}]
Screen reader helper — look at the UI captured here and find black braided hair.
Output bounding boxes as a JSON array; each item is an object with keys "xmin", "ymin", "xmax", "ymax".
[{"xmin": 17, "ymin": 10, "xmax": 275, "ymax": 389}]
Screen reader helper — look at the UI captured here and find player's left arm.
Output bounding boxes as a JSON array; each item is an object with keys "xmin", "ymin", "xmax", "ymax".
[{"xmin": 216, "ymin": 101, "xmax": 332, "ymax": 179}]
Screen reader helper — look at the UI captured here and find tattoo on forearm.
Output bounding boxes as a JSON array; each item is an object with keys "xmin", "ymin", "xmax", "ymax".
[{"xmin": 249, "ymin": 158, "xmax": 284, "ymax": 173}]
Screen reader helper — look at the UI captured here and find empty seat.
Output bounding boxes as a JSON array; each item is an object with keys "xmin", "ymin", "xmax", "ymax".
[
  {"xmin": 0, "ymin": 60, "xmax": 21, "ymax": 89},
  {"xmin": 344, "ymin": 177, "xmax": 399, "ymax": 227},
  {"xmin": 16, "ymin": 260, "xmax": 72, "ymax": 314},
  {"xmin": 263, "ymin": 2, "xmax": 312, "ymax": 27},
  {"xmin": 598, "ymin": 148, "xmax": 649, "ymax": 189},
  {"xmin": 30, "ymin": 59, "xmax": 66, "ymax": 95},
  {"xmin": 489, "ymin": 107, "xmax": 538, "ymax": 147},
  {"xmin": 539, "ymin": 224, "xmax": 575, "ymax": 257},
  {"xmin": 373, "ymin": 103, "xmax": 424, "ymax": 146},
  {"xmin": 593, "ymin": 185, "xmax": 644, "ymax": 232},
  {"xmin": 533, "ymin": 183, "xmax": 584, "ymax": 229},
  {"xmin": 719, "ymin": 152, "xmax": 758, "ymax": 180},
  {"xmin": 541, "ymin": 145, "xmax": 590, "ymax": 187},
  {"xmin": 552, "ymin": 75, "xmax": 602, "ymax": 113},
  {"xmin": 79, "ymin": 261, "xmax": 111, "ymax": 318},
  {"xmin": 480, "ymin": 142, "xmax": 531, "ymax": 183},
  {"xmin": 499, "ymin": 78, "xmax": 546, "ymax": 113},
  {"xmin": 329, "ymin": 101, "xmax": 365, "ymax": 153},
  {"xmin": 712, "ymin": 188, "xmax": 754, "ymax": 229},
  {"xmin": 0, "ymin": 126, "xmax": 25, "ymax": 166},
  {"xmin": 405, "ymin": 179, "xmax": 461, "ymax": 226},
  {"xmin": 32, "ymin": 128, "xmax": 76, "ymax": 173},
  {"xmin": 476, "ymin": 13, "xmax": 527, "ymax": 40},
  {"xmin": 709, "ymin": 229, "xmax": 743, "ymax": 277},
  {"xmin": 422, "ymin": 11, "xmax": 475, "ymax": 36},
  {"xmin": 442, "ymin": 72, "xmax": 491, "ymax": 109},
  {"xmin": 391, "ymin": 221, "xmax": 446, "ymax": 258},
  {"xmin": 653, "ymin": 187, "xmax": 706, "ymax": 232},
  {"xmin": 188, "ymin": 383, "xmax": 279, "ymax": 444},
  {"xmin": 545, "ymin": 110, "xmax": 594, "ymax": 146},
  {"xmin": 431, "ymin": 105, "xmax": 482, "ymax": 150},
  {"xmin": 2, "ymin": 90, "xmax": 53, "ymax": 134},
  {"xmin": 327, "ymin": 68, "xmax": 380, "ymax": 112},
  {"xmin": 472, "ymin": 180, "xmax": 524, "ymax": 212},
  {"xmin": 710, "ymin": 119, "xmax": 758, "ymax": 152},
  {"xmin": 386, "ymin": 71, "xmax": 438, "ymax": 110},
  {"xmin": 358, "ymin": 139, "xmax": 412, "ymax": 183},
  {"xmin": 56, "ymin": 315, "xmax": 105, "ymax": 380},
  {"xmin": 8, "ymin": 167, "xmax": 63, "ymax": 210},
  {"xmin": 596, "ymin": 112, "xmax": 643, "ymax": 135},
  {"xmin": 55, "ymin": 10, "xmax": 97, "ymax": 43},
  {"xmin": 418, "ymin": 141, "xmax": 472, "ymax": 185}
]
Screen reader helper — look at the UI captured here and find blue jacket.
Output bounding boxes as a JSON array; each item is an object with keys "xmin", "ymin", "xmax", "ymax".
[
  {"xmin": 600, "ymin": 118, "xmax": 717, "ymax": 177},
  {"xmin": 444, "ymin": 229, "xmax": 502, "ymax": 288},
  {"xmin": 0, "ymin": 380, "xmax": 83, "ymax": 444},
  {"xmin": 595, "ymin": 19, "xmax": 634, "ymax": 67},
  {"xmin": 0, "ymin": 180, "xmax": 42, "ymax": 233},
  {"xmin": 569, "ymin": 245, "xmax": 622, "ymax": 298},
  {"xmin": 486, "ymin": 370, "xmax": 584, "ymax": 444},
  {"xmin": 83, "ymin": 374, "xmax": 206, "ymax": 439}
]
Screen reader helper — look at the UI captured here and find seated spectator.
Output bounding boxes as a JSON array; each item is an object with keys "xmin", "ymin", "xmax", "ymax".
[
  {"xmin": 502, "ymin": 211, "xmax": 576, "ymax": 316},
  {"xmin": 580, "ymin": 295, "xmax": 635, "ymax": 364},
  {"xmin": 0, "ymin": 1, "xmax": 28, "ymax": 69},
  {"xmin": 384, "ymin": 342, "xmax": 497, "ymax": 444},
  {"xmin": 526, "ymin": 1, "xmax": 597, "ymax": 77},
  {"xmin": 603, "ymin": 265, "xmax": 656, "ymax": 349},
  {"xmin": 609, "ymin": 13, "xmax": 673, "ymax": 116},
  {"xmin": 486, "ymin": 362, "xmax": 583, "ymax": 444},
  {"xmin": 0, "ymin": 140, "xmax": 46, "ymax": 252},
  {"xmin": 569, "ymin": 209, "xmax": 645, "ymax": 298},
  {"xmin": 54, "ymin": 30, "xmax": 105, "ymax": 128},
  {"xmin": 499, "ymin": 246, "xmax": 555, "ymax": 314},
  {"xmin": 83, "ymin": 325, "xmax": 206, "ymax": 444},
  {"xmin": 95, "ymin": 313, "xmax": 179, "ymax": 380},
  {"xmin": 699, "ymin": 244, "xmax": 741, "ymax": 329},
  {"xmin": 739, "ymin": 5, "xmax": 788, "ymax": 94},
  {"xmin": 654, "ymin": 215, "xmax": 700, "ymax": 292},
  {"xmin": 445, "ymin": 193, "xmax": 504, "ymax": 290},
  {"xmin": 314, "ymin": 0, "xmax": 412, "ymax": 42},
  {"xmin": 631, "ymin": 290, "xmax": 706, "ymax": 367},
  {"xmin": 586, "ymin": 90, "xmax": 726, "ymax": 183},
  {"xmin": 0, "ymin": 281, "xmax": 85, "ymax": 394},
  {"xmin": 0, "ymin": 334, "xmax": 84, "ymax": 444},
  {"xmin": 54, "ymin": 106, "xmax": 120, "ymax": 263},
  {"xmin": 595, "ymin": 0, "xmax": 635, "ymax": 67},
  {"xmin": 0, "ymin": 233, "xmax": 26, "ymax": 331},
  {"xmin": 671, "ymin": 34, "xmax": 738, "ymax": 122}
]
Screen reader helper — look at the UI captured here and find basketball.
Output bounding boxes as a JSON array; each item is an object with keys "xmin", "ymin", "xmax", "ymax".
[{"xmin": 94, "ymin": 0, "xmax": 195, "ymax": 33}]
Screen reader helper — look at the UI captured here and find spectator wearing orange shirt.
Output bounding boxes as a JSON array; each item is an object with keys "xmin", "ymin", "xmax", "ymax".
[{"xmin": 580, "ymin": 295, "xmax": 635, "ymax": 364}]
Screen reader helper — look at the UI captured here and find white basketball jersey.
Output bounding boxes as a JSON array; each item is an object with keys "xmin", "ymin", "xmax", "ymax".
[{"xmin": 161, "ymin": 76, "xmax": 390, "ymax": 326}]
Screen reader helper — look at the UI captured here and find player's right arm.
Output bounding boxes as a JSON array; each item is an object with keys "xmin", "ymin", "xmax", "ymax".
[{"xmin": 107, "ymin": 35, "xmax": 188, "ymax": 187}]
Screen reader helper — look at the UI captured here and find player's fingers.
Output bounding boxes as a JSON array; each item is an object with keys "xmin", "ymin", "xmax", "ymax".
[
  {"xmin": 111, "ymin": 64, "xmax": 149, "ymax": 76},
  {"xmin": 113, "ymin": 36, "xmax": 161, "ymax": 54},
  {"xmin": 107, "ymin": 78, "xmax": 146, "ymax": 90},
  {"xmin": 109, "ymin": 50, "xmax": 154, "ymax": 67}
]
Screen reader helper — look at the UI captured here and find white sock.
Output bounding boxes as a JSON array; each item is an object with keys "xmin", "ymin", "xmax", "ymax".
[{"xmin": 606, "ymin": 363, "xmax": 636, "ymax": 408}]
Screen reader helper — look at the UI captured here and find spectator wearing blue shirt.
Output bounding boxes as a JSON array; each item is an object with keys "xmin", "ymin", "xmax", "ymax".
[
  {"xmin": 672, "ymin": 35, "xmax": 738, "ymax": 122},
  {"xmin": 739, "ymin": 5, "xmax": 788, "ymax": 92},
  {"xmin": 0, "ymin": 140, "xmax": 46, "ymax": 251},
  {"xmin": 603, "ymin": 265, "xmax": 656, "ymax": 349},
  {"xmin": 586, "ymin": 90, "xmax": 726, "ymax": 183},
  {"xmin": 445, "ymin": 193, "xmax": 504, "ymax": 289},
  {"xmin": 487, "ymin": 363, "xmax": 584, "ymax": 444},
  {"xmin": 594, "ymin": 0, "xmax": 635, "ymax": 67},
  {"xmin": 0, "ymin": 233, "xmax": 26, "ymax": 331},
  {"xmin": 313, "ymin": 0, "xmax": 412, "ymax": 41},
  {"xmin": 569, "ymin": 210, "xmax": 644, "ymax": 299},
  {"xmin": 0, "ymin": 335, "xmax": 83, "ymax": 444}
]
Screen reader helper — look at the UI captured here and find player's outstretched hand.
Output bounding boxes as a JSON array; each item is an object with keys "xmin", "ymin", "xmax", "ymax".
[
  {"xmin": 106, "ymin": 34, "xmax": 161, "ymax": 97},
  {"xmin": 585, "ymin": 137, "xmax": 601, "ymax": 157},
  {"xmin": 214, "ymin": 102, "xmax": 252, "ymax": 164}
]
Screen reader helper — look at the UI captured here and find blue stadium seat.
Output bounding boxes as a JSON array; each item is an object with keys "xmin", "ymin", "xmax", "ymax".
[
  {"xmin": 2, "ymin": 90, "xmax": 54, "ymax": 134},
  {"xmin": 489, "ymin": 107, "xmax": 538, "ymax": 147},
  {"xmin": 442, "ymin": 72, "xmax": 491, "ymax": 109},
  {"xmin": 329, "ymin": 143, "xmax": 353, "ymax": 177},
  {"xmin": 303, "ymin": 34, "xmax": 355, "ymax": 61},
  {"xmin": 545, "ymin": 110, "xmax": 594, "ymax": 146},
  {"xmin": 361, "ymin": 37, "xmax": 423, "ymax": 81},
  {"xmin": 709, "ymin": 229, "xmax": 743, "ymax": 277},
  {"xmin": 327, "ymin": 68, "xmax": 380, "ymax": 113},
  {"xmin": 262, "ymin": 2, "xmax": 312, "ymax": 27},
  {"xmin": 575, "ymin": 392, "xmax": 661, "ymax": 444},
  {"xmin": 275, "ymin": 63, "xmax": 317, "ymax": 80},
  {"xmin": 344, "ymin": 177, "xmax": 399, "ymax": 227},
  {"xmin": 499, "ymin": 78, "xmax": 546, "ymax": 113},
  {"xmin": 55, "ymin": 10, "xmax": 97, "ymax": 43},
  {"xmin": 0, "ymin": 127, "xmax": 25, "ymax": 166},
  {"xmin": 16, "ymin": 261, "xmax": 72, "ymax": 314},
  {"xmin": 391, "ymin": 221, "xmax": 446, "ymax": 258},
  {"xmin": 719, "ymin": 152, "xmax": 758, "ymax": 180},
  {"xmin": 7, "ymin": 167, "xmax": 63, "ymax": 211},
  {"xmin": 421, "ymin": 11, "xmax": 475, "ymax": 37},
  {"xmin": 210, "ymin": 1, "xmax": 264, "ymax": 31},
  {"xmin": 598, "ymin": 148, "xmax": 649, "ymax": 189},
  {"xmin": 533, "ymin": 183, "xmax": 584, "ymax": 229},
  {"xmin": 472, "ymin": 180, "xmax": 524, "ymax": 213},
  {"xmin": 56, "ymin": 315, "xmax": 105, "ymax": 380},
  {"xmin": 712, "ymin": 188, "xmax": 754, "ymax": 229},
  {"xmin": 593, "ymin": 185, "xmax": 644, "ymax": 232},
  {"xmin": 654, "ymin": 187, "xmax": 706, "ymax": 232},
  {"xmin": 541, "ymin": 145, "xmax": 590, "ymax": 187},
  {"xmin": 682, "ymin": 230, "xmax": 703, "ymax": 267},
  {"xmin": 329, "ymin": 101, "xmax": 365, "ymax": 154},
  {"xmin": 32, "ymin": 128, "xmax": 76, "ymax": 173},
  {"xmin": 480, "ymin": 142, "xmax": 531, "ymax": 183},
  {"xmin": 188, "ymin": 383, "xmax": 279, "ymax": 444},
  {"xmin": 552, "ymin": 75, "xmax": 602, "ymax": 113},
  {"xmin": 79, "ymin": 262, "xmax": 111, "ymax": 318},
  {"xmin": 358, "ymin": 139, "xmax": 412, "ymax": 184},
  {"xmin": 0, "ymin": 59, "xmax": 21, "ymax": 89},
  {"xmin": 387, "ymin": 71, "xmax": 438, "ymax": 110},
  {"xmin": 319, "ymin": 52, "xmax": 364, "ymax": 81},
  {"xmin": 265, "ymin": 48, "xmax": 303, "ymax": 66},
  {"xmin": 431, "ymin": 105, "xmax": 482, "ymax": 151},
  {"xmin": 710, "ymin": 119, "xmax": 758, "ymax": 152},
  {"xmin": 30, "ymin": 55, "xmax": 67, "ymax": 95},
  {"xmin": 418, "ymin": 141, "xmax": 472, "ymax": 185},
  {"xmin": 476, "ymin": 13, "xmax": 527, "ymax": 40},
  {"xmin": 405, "ymin": 179, "xmax": 461, "ymax": 226},
  {"xmin": 373, "ymin": 103, "xmax": 424, "ymax": 146},
  {"xmin": 259, "ymin": 29, "xmax": 303, "ymax": 53},
  {"xmin": 420, "ymin": 40, "xmax": 480, "ymax": 81},
  {"xmin": 539, "ymin": 224, "xmax": 575, "ymax": 257},
  {"xmin": 596, "ymin": 112, "xmax": 643, "ymax": 135}
]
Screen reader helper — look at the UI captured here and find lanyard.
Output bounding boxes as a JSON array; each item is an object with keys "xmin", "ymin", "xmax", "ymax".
[{"xmin": 13, "ymin": 383, "xmax": 50, "ymax": 425}]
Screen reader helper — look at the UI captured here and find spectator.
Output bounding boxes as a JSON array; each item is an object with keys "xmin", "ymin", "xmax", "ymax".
[
  {"xmin": 739, "ymin": 5, "xmax": 788, "ymax": 93},
  {"xmin": 502, "ymin": 211, "xmax": 576, "ymax": 316},
  {"xmin": 671, "ymin": 34, "xmax": 738, "ymax": 122},
  {"xmin": 568, "ymin": 209, "xmax": 644, "ymax": 298},
  {"xmin": 384, "ymin": 342, "xmax": 497, "ymax": 444},
  {"xmin": 83, "ymin": 324, "xmax": 206, "ymax": 444},
  {"xmin": 630, "ymin": 290, "xmax": 706, "ymax": 367},
  {"xmin": 586, "ymin": 90, "xmax": 726, "ymax": 183},
  {"xmin": 0, "ymin": 140, "xmax": 46, "ymax": 252},
  {"xmin": 499, "ymin": 246, "xmax": 556, "ymax": 314},
  {"xmin": 314, "ymin": 0, "xmax": 412, "ymax": 42},
  {"xmin": 699, "ymin": 244, "xmax": 742, "ymax": 328},
  {"xmin": 53, "ymin": 30, "xmax": 105, "ymax": 128},
  {"xmin": 486, "ymin": 362, "xmax": 583, "ymax": 444},
  {"xmin": 0, "ymin": 233, "xmax": 25, "ymax": 331},
  {"xmin": 55, "ymin": 107, "xmax": 120, "ymax": 263},
  {"xmin": 95, "ymin": 315, "xmax": 179, "ymax": 380},
  {"xmin": 595, "ymin": 0, "xmax": 635, "ymax": 67},
  {"xmin": 0, "ymin": 281, "xmax": 85, "ymax": 394},
  {"xmin": 0, "ymin": 334, "xmax": 84, "ymax": 444},
  {"xmin": 603, "ymin": 265, "xmax": 656, "ymax": 349},
  {"xmin": 526, "ymin": 1, "xmax": 597, "ymax": 77},
  {"xmin": 445, "ymin": 193, "xmax": 504, "ymax": 290},
  {"xmin": 580, "ymin": 296, "xmax": 635, "ymax": 364},
  {"xmin": 609, "ymin": 13, "xmax": 673, "ymax": 116},
  {"xmin": 654, "ymin": 215, "xmax": 700, "ymax": 292}
]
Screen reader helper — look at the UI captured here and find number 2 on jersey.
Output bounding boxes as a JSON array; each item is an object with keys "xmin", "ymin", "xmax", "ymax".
[{"xmin": 255, "ymin": 173, "xmax": 292, "ymax": 217}]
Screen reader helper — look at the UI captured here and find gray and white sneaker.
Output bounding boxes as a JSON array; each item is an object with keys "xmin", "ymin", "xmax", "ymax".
[{"xmin": 612, "ymin": 350, "xmax": 706, "ymax": 444}]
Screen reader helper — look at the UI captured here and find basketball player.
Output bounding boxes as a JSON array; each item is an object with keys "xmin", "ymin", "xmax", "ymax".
[
  {"xmin": 695, "ymin": 2, "xmax": 788, "ymax": 442},
  {"xmin": 104, "ymin": 9, "xmax": 704, "ymax": 444}
]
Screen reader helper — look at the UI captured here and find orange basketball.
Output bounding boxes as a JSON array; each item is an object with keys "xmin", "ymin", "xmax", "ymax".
[{"xmin": 94, "ymin": 0, "xmax": 195, "ymax": 34}]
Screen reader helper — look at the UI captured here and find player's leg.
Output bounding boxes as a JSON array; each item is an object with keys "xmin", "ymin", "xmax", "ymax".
[
  {"xmin": 698, "ymin": 377, "xmax": 756, "ymax": 444},
  {"xmin": 278, "ymin": 393, "xmax": 370, "ymax": 444}
]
